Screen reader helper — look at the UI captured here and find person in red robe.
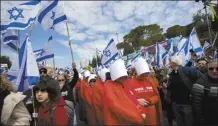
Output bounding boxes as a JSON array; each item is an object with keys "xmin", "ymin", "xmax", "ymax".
[
  {"xmin": 78, "ymin": 71, "xmax": 90, "ymax": 124},
  {"xmin": 103, "ymin": 59, "xmax": 147, "ymax": 125},
  {"xmin": 83, "ymin": 74, "xmax": 96, "ymax": 125},
  {"xmin": 92, "ymin": 68, "xmax": 110, "ymax": 125},
  {"xmin": 131, "ymin": 57, "xmax": 164, "ymax": 125}
]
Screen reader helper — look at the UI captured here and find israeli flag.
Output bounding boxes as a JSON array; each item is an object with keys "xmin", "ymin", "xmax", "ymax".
[
  {"xmin": 144, "ymin": 50, "xmax": 149, "ymax": 61},
  {"xmin": 156, "ymin": 43, "xmax": 165, "ymax": 68},
  {"xmin": 1, "ymin": 1, "xmax": 41, "ymax": 32},
  {"xmin": 101, "ymin": 39, "xmax": 119, "ymax": 67},
  {"xmin": 6, "ymin": 70, "xmax": 19, "ymax": 89},
  {"xmin": 37, "ymin": 0, "xmax": 67, "ymax": 32},
  {"xmin": 203, "ymin": 41, "xmax": 211, "ymax": 50},
  {"xmin": 126, "ymin": 60, "xmax": 132, "ymax": 70},
  {"xmin": 165, "ymin": 54, "xmax": 170, "ymax": 67},
  {"xmin": 189, "ymin": 28, "xmax": 203, "ymax": 57},
  {"xmin": 131, "ymin": 53, "xmax": 140, "ymax": 64},
  {"xmin": 16, "ymin": 36, "xmax": 40, "ymax": 92},
  {"xmin": 1, "ymin": 29, "xmax": 19, "ymax": 52},
  {"xmin": 34, "ymin": 36, "xmax": 54, "ymax": 62},
  {"xmin": 168, "ymin": 41, "xmax": 174, "ymax": 55}
]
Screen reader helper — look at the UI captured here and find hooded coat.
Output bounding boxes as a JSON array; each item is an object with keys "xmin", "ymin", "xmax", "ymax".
[
  {"xmin": 1, "ymin": 92, "xmax": 31, "ymax": 125},
  {"xmin": 130, "ymin": 76, "xmax": 164, "ymax": 125},
  {"xmin": 103, "ymin": 79, "xmax": 146, "ymax": 125},
  {"xmin": 92, "ymin": 79, "xmax": 104, "ymax": 125}
]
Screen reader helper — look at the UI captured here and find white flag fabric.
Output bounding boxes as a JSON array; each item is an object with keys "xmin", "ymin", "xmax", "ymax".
[
  {"xmin": 168, "ymin": 41, "xmax": 174, "ymax": 55},
  {"xmin": 203, "ymin": 41, "xmax": 211, "ymax": 50},
  {"xmin": 1, "ymin": 1, "xmax": 41, "ymax": 32},
  {"xmin": 6, "ymin": 70, "xmax": 19, "ymax": 89},
  {"xmin": 101, "ymin": 39, "xmax": 119, "ymax": 67},
  {"xmin": 165, "ymin": 54, "xmax": 170, "ymax": 67},
  {"xmin": 1, "ymin": 29, "xmax": 19, "ymax": 52},
  {"xmin": 155, "ymin": 43, "xmax": 165, "ymax": 68},
  {"xmin": 34, "ymin": 36, "xmax": 54, "ymax": 62},
  {"xmin": 16, "ymin": 36, "xmax": 40, "ymax": 92},
  {"xmin": 37, "ymin": 0, "xmax": 67, "ymax": 32},
  {"xmin": 189, "ymin": 28, "xmax": 203, "ymax": 57}
]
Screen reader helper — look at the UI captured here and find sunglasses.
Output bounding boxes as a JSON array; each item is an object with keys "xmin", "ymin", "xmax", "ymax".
[
  {"xmin": 58, "ymin": 79, "xmax": 65, "ymax": 82},
  {"xmin": 39, "ymin": 71, "xmax": 46, "ymax": 74},
  {"xmin": 209, "ymin": 67, "xmax": 218, "ymax": 71}
]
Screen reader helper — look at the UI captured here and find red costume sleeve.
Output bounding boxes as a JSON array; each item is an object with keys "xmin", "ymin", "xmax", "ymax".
[
  {"xmin": 92, "ymin": 80, "xmax": 104, "ymax": 125},
  {"xmin": 103, "ymin": 81, "xmax": 145, "ymax": 125}
]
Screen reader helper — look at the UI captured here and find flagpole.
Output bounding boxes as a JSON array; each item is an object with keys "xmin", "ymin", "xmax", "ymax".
[
  {"xmin": 16, "ymin": 30, "xmax": 20, "ymax": 54},
  {"xmin": 53, "ymin": 57, "xmax": 56, "ymax": 76},
  {"xmin": 65, "ymin": 21, "xmax": 75, "ymax": 63},
  {"xmin": 27, "ymin": 22, "xmax": 37, "ymax": 126}
]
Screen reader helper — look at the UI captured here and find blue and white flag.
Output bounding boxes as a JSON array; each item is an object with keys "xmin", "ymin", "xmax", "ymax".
[
  {"xmin": 189, "ymin": 28, "xmax": 203, "ymax": 57},
  {"xmin": 34, "ymin": 36, "xmax": 54, "ymax": 62},
  {"xmin": 168, "ymin": 41, "xmax": 174, "ymax": 55},
  {"xmin": 101, "ymin": 39, "xmax": 119, "ymax": 67},
  {"xmin": 156, "ymin": 43, "xmax": 165, "ymax": 68},
  {"xmin": 131, "ymin": 53, "xmax": 140, "ymax": 64},
  {"xmin": 6, "ymin": 70, "xmax": 19, "ymax": 89},
  {"xmin": 144, "ymin": 50, "xmax": 149, "ymax": 61},
  {"xmin": 16, "ymin": 36, "xmax": 40, "ymax": 92},
  {"xmin": 1, "ymin": 1, "xmax": 41, "ymax": 32},
  {"xmin": 1, "ymin": 29, "xmax": 19, "ymax": 52},
  {"xmin": 37, "ymin": 0, "xmax": 67, "ymax": 33},
  {"xmin": 165, "ymin": 54, "xmax": 170, "ymax": 67},
  {"xmin": 203, "ymin": 41, "xmax": 211, "ymax": 50}
]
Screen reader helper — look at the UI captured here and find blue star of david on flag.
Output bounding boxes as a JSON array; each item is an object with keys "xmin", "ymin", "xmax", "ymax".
[
  {"xmin": 8, "ymin": 7, "xmax": 24, "ymax": 20},
  {"xmin": 104, "ymin": 50, "xmax": 111, "ymax": 57}
]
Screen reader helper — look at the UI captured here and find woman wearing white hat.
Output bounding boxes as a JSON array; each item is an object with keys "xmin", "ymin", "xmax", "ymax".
[
  {"xmin": 76, "ymin": 70, "xmax": 90, "ymax": 125},
  {"xmin": 131, "ymin": 57, "xmax": 164, "ymax": 125},
  {"xmin": 103, "ymin": 59, "xmax": 147, "ymax": 125},
  {"xmin": 83, "ymin": 74, "xmax": 96, "ymax": 125}
]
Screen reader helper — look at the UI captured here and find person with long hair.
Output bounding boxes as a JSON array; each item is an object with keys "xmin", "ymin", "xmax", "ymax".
[
  {"xmin": 0, "ymin": 74, "xmax": 31, "ymax": 125},
  {"xmin": 33, "ymin": 76, "xmax": 68, "ymax": 125}
]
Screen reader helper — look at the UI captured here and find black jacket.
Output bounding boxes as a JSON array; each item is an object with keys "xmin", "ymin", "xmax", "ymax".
[
  {"xmin": 192, "ymin": 75, "xmax": 218, "ymax": 126},
  {"xmin": 60, "ymin": 68, "xmax": 79, "ymax": 104},
  {"xmin": 167, "ymin": 66, "xmax": 204, "ymax": 103}
]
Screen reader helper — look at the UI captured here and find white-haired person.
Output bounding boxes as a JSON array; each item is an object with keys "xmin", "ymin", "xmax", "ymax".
[{"xmin": 167, "ymin": 55, "xmax": 204, "ymax": 126}]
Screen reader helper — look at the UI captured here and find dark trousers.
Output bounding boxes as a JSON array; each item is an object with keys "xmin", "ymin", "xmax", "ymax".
[{"xmin": 172, "ymin": 102, "xmax": 193, "ymax": 126}]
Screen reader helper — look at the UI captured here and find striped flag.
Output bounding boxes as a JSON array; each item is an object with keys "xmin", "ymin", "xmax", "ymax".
[
  {"xmin": 16, "ymin": 36, "xmax": 40, "ymax": 92},
  {"xmin": 1, "ymin": 29, "xmax": 19, "ymax": 52},
  {"xmin": 34, "ymin": 36, "xmax": 54, "ymax": 62},
  {"xmin": 203, "ymin": 41, "xmax": 211, "ymax": 50}
]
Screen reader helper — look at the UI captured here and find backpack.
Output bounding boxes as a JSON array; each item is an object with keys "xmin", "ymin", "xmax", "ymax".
[{"xmin": 50, "ymin": 100, "xmax": 74, "ymax": 126}]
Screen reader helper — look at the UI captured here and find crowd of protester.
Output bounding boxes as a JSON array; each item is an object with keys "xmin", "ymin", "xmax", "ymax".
[{"xmin": 0, "ymin": 50, "xmax": 218, "ymax": 126}]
